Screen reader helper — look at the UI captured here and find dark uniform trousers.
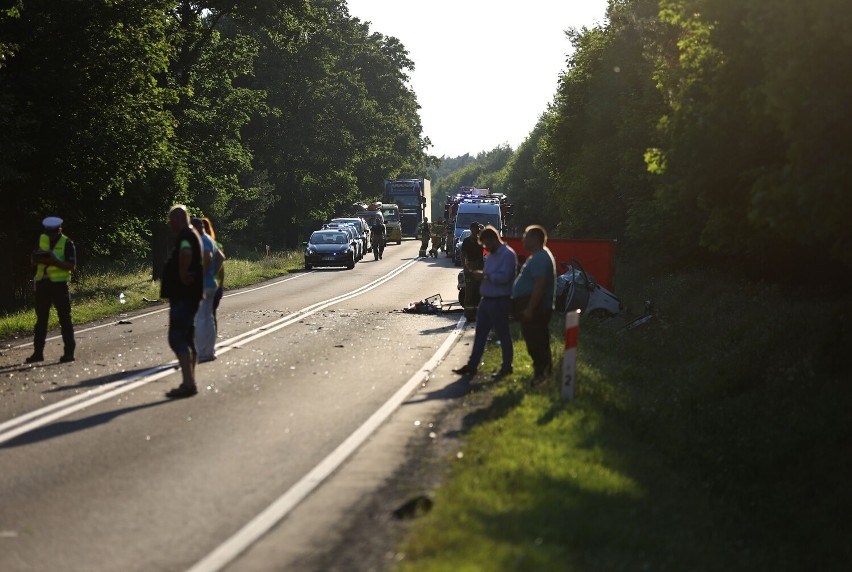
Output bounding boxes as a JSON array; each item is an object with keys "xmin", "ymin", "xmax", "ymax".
[{"xmin": 33, "ymin": 279, "xmax": 75, "ymax": 356}]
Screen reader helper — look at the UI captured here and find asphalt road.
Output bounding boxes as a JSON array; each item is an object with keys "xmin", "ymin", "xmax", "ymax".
[{"xmin": 0, "ymin": 241, "xmax": 473, "ymax": 572}]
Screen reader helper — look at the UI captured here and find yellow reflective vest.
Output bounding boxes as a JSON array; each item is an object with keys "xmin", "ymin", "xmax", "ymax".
[{"xmin": 34, "ymin": 234, "xmax": 70, "ymax": 282}]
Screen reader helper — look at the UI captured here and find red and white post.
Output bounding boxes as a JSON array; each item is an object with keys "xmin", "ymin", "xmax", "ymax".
[{"xmin": 561, "ymin": 310, "xmax": 581, "ymax": 401}]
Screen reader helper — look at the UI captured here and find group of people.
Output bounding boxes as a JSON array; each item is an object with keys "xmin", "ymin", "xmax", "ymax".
[
  {"xmin": 452, "ymin": 223, "xmax": 556, "ymax": 385},
  {"xmin": 161, "ymin": 205, "xmax": 226, "ymax": 398},
  {"xmin": 418, "ymin": 217, "xmax": 447, "ymax": 258},
  {"xmin": 25, "ymin": 206, "xmax": 226, "ymax": 400},
  {"xmin": 25, "ymin": 208, "xmax": 553, "ymax": 395}
]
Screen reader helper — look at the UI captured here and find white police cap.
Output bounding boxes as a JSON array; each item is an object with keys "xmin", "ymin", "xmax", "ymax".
[{"xmin": 42, "ymin": 216, "xmax": 63, "ymax": 229}]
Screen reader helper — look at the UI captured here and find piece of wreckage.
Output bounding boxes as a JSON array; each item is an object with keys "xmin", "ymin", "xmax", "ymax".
[{"xmin": 402, "ymin": 293, "xmax": 463, "ymax": 314}]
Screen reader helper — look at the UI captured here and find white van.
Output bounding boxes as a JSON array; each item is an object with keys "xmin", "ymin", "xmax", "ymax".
[{"xmin": 452, "ymin": 201, "xmax": 502, "ymax": 244}]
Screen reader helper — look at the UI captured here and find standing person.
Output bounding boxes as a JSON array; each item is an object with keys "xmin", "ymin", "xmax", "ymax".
[
  {"xmin": 191, "ymin": 218, "xmax": 219, "ymax": 362},
  {"xmin": 201, "ymin": 217, "xmax": 225, "ymax": 330},
  {"xmin": 429, "ymin": 218, "xmax": 445, "ymax": 257},
  {"xmin": 460, "ymin": 222, "xmax": 484, "ymax": 321},
  {"xmin": 511, "ymin": 225, "xmax": 557, "ymax": 383},
  {"xmin": 161, "ymin": 205, "xmax": 203, "ymax": 398},
  {"xmin": 418, "ymin": 216, "xmax": 431, "ymax": 257},
  {"xmin": 370, "ymin": 217, "xmax": 386, "ymax": 260},
  {"xmin": 452, "ymin": 225, "xmax": 517, "ymax": 379},
  {"xmin": 26, "ymin": 216, "xmax": 77, "ymax": 363}
]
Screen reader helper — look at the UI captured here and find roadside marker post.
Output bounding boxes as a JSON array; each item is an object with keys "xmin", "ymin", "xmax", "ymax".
[{"xmin": 561, "ymin": 310, "xmax": 581, "ymax": 401}]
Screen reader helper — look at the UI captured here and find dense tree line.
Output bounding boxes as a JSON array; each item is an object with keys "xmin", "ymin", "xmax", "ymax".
[
  {"xmin": 0, "ymin": 0, "xmax": 429, "ymax": 309},
  {"xmin": 501, "ymin": 0, "xmax": 852, "ymax": 276}
]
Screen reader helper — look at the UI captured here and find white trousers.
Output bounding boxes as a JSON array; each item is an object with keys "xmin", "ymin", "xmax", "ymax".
[{"xmin": 195, "ymin": 285, "xmax": 218, "ymax": 359}]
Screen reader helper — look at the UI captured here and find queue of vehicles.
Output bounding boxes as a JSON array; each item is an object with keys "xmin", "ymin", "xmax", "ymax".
[{"xmin": 303, "ymin": 201, "xmax": 405, "ymax": 270}]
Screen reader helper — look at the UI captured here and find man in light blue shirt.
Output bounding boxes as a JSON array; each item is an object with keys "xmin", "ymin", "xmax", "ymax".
[
  {"xmin": 452, "ymin": 226, "xmax": 517, "ymax": 379},
  {"xmin": 512, "ymin": 225, "xmax": 556, "ymax": 383}
]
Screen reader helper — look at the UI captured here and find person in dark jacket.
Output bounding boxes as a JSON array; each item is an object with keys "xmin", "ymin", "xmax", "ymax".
[
  {"xmin": 161, "ymin": 205, "xmax": 204, "ymax": 398},
  {"xmin": 371, "ymin": 218, "xmax": 386, "ymax": 260}
]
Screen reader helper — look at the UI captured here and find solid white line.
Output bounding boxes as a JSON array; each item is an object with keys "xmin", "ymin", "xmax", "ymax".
[
  {"xmin": 9, "ymin": 273, "xmax": 309, "ymax": 349},
  {"xmin": 186, "ymin": 315, "xmax": 466, "ymax": 572},
  {"xmin": 0, "ymin": 364, "xmax": 178, "ymax": 445},
  {"xmin": 0, "ymin": 259, "xmax": 422, "ymax": 443}
]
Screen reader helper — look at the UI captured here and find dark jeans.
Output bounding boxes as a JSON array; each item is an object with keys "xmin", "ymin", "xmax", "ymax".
[
  {"xmin": 33, "ymin": 280, "xmax": 75, "ymax": 356},
  {"xmin": 467, "ymin": 296, "xmax": 513, "ymax": 372},
  {"xmin": 520, "ymin": 309, "xmax": 553, "ymax": 376},
  {"xmin": 169, "ymin": 297, "xmax": 200, "ymax": 356}
]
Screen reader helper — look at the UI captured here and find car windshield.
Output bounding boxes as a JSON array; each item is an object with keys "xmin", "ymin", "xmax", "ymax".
[
  {"xmin": 455, "ymin": 212, "xmax": 500, "ymax": 228},
  {"xmin": 332, "ymin": 218, "xmax": 363, "ymax": 230},
  {"xmin": 310, "ymin": 232, "xmax": 347, "ymax": 245},
  {"xmin": 356, "ymin": 212, "xmax": 381, "ymax": 226},
  {"xmin": 380, "ymin": 208, "xmax": 398, "ymax": 222},
  {"xmin": 393, "ymin": 196, "xmax": 419, "ymax": 210}
]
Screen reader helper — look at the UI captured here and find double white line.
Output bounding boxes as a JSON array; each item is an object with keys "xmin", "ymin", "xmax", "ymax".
[{"xmin": 0, "ymin": 259, "xmax": 421, "ymax": 446}]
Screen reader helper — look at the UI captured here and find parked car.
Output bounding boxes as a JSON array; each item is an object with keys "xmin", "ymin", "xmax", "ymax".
[
  {"xmin": 304, "ymin": 230, "xmax": 356, "ymax": 270},
  {"xmin": 331, "ymin": 217, "xmax": 370, "ymax": 255},
  {"xmin": 323, "ymin": 222, "xmax": 362, "ymax": 260},
  {"xmin": 453, "ymin": 229, "xmax": 472, "ymax": 266}
]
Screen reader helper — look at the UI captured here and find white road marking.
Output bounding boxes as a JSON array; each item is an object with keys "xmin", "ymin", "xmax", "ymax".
[
  {"xmin": 186, "ymin": 316, "xmax": 466, "ymax": 572},
  {"xmin": 9, "ymin": 273, "xmax": 310, "ymax": 349},
  {"xmin": 0, "ymin": 259, "xmax": 422, "ymax": 445}
]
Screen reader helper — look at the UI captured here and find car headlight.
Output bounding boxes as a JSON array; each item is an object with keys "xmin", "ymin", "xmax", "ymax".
[{"xmin": 305, "ymin": 246, "xmax": 317, "ymax": 255}]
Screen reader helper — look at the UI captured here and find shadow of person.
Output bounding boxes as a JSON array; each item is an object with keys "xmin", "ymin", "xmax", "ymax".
[{"xmin": 0, "ymin": 399, "xmax": 173, "ymax": 448}]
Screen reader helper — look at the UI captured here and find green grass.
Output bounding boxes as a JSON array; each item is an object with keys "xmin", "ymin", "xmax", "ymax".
[
  {"xmin": 0, "ymin": 250, "xmax": 303, "ymax": 341},
  {"xmin": 397, "ymin": 260, "xmax": 852, "ymax": 571}
]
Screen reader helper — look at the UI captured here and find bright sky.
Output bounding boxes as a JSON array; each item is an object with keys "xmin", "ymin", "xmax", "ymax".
[{"xmin": 345, "ymin": 0, "xmax": 610, "ymax": 158}]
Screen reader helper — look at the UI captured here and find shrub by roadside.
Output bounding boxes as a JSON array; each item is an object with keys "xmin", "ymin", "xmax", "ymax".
[{"xmin": 396, "ymin": 259, "xmax": 852, "ymax": 571}]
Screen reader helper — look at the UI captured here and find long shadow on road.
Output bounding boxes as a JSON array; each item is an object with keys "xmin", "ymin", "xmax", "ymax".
[{"xmin": 0, "ymin": 399, "xmax": 173, "ymax": 449}]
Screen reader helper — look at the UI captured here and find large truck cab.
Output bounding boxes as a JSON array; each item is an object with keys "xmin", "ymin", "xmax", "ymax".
[{"xmin": 383, "ymin": 178, "xmax": 431, "ymax": 238}]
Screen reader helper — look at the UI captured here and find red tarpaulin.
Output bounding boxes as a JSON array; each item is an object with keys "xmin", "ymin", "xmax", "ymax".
[{"xmin": 503, "ymin": 237, "xmax": 617, "ymax": 291}]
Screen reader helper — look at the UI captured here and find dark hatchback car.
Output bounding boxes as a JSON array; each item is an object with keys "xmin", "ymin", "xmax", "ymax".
[{"xmin": 304, "ymin": 230, "xmax": 356, "ymax": 270}]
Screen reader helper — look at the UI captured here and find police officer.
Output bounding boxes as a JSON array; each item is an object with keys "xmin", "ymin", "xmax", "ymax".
[
  {"xmin": 371, "ymin": 217, "xmax": 386, "ymax": 260},
  {"xmin": 418, "ymin": 216, "xmax": 431, "ymax": 257},
  {"xmin": 27, "ymin": 216, "xmax": 77, "ymax": 363},
  {"xmin": 461, "ymin": 222, "xmax": 484, "ymax": 320},
  {"xmin": 430, "ymin": 218, "xmax": 445, "ymax": 257}
]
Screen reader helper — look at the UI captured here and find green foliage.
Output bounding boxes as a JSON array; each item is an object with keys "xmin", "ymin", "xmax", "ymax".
[
  {"xmin": 399, "ymin": 261, "xmax": 852, "ymax": 570},
  {"xmin": 432, "ymin": 146, "xmax": 514, "ymax": 199},
  {"xmin": 0, "ymin": 0, "xmax": 430, "ymax": 307}
]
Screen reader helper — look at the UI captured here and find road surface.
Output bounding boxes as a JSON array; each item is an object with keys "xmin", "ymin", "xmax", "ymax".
[{"xmin": 0, "ymin": 241, "xmax": 476, "ymax": 571}]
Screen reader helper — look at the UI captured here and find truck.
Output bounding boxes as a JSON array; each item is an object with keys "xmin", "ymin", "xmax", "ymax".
[
  {"xmin": 383, "ymin": 178, "xmax": 431, "ymax": 238},
  {"xmin": 353, "ymin": 202, "xmax": 403, "ymax": 245}
]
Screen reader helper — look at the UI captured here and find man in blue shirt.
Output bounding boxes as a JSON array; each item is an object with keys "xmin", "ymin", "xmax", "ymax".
[
  {"xmin": 452, "ymin": 225, "xmax": 517, "ymax": 379},
  {"xmin": 512, "ymin": 225, "xmax": 556, "ymax": 383}
]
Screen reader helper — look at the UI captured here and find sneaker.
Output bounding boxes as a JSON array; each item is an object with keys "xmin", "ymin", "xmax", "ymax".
[
  {"xmin": 25, "ymin": 353, "xmax": 44, "ymax": 364},
  {"xmin": 166, "ymin": 385, "xmax": 198, "ymax": 399},
  {"xmin": 59, "ymin": 355, "xmax": 75, "ymax": 363}
]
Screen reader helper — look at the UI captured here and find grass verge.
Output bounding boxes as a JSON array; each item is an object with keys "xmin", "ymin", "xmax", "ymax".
[
  {"xmin": 396, "ymin": 258, "xmax": 852, "ymax": 571},
  {"xmin": 0, "ymin": 250, "xmax": 303, "ymax": 341}
]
